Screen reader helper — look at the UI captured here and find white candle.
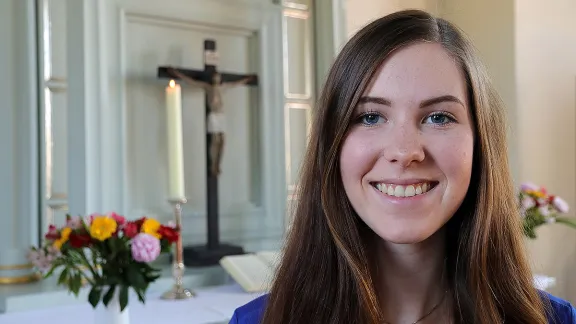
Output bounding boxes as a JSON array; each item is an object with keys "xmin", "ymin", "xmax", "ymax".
[{"xmin": 165, "ymin": 80, "xmax": 185, "ymax": 199}]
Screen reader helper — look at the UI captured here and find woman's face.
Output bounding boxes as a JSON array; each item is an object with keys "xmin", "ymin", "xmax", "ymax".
[{"xmin": 339, "ymin": 42, "xmax": 474, "ymax": 244}]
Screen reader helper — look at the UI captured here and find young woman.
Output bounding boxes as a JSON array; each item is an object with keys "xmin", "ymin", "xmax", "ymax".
[{"xmin": 230, "ymin": 9, "xmax": 576, "ymax": 323}]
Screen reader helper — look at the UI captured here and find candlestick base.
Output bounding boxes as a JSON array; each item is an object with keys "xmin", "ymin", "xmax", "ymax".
[
  {"xmin": 182, "ymin": 244, "xmax": 245, "ymax": 267},
  {"xmin": 162, "ymin": 197, "xmax": 195, "ymax": 300},
  {"xmin": 161, "ymin": 286, "xmax": 195, "ymax": 300}
]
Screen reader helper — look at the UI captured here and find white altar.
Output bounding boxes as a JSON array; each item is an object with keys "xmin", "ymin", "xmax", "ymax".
[
  {"xmin": 0, "ymin": 273, "xmax": 557, "ymax": 324},
  {"xmin": 0, "ymin": 283, "xmax": 261, "ymax": 324}
]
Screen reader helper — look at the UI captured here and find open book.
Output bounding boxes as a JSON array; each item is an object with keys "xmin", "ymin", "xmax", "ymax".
[{"xmin": 219, "ymin": 251, "xmax": 281, "ymax": 293}]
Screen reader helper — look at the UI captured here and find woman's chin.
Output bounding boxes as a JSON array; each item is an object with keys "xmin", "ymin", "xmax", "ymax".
[{"xmin": 373, "ymin": 226, "xmax": 441, "ymax": 245}]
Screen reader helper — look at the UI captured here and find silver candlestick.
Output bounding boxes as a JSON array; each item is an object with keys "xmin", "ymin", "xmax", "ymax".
[{"xmin": 161, "ymin": 197, "xmax": 195, "ymax": 300}]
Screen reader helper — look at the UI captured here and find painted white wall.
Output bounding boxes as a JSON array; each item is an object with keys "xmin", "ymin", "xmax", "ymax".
[
  {"xmin": 0, "ymin": 0, "xmax": 312, "ymax": 262},
  {"xmin": 0, "ymin": 0, "xmax": 39, "ymax": 275},
  {"xmin": 0, "ymin": 0, "xmax": 17, "ymax": 259},
  {"xmin": 65, "ymin": 0, "xmax": 286, "ymax": 249}
]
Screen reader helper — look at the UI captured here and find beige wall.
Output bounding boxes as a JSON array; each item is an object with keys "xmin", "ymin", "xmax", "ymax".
[
  {"xmin": 345, "ymin": 0, "xmax": 439, "ymax": 37},
  {"xmin": 516, "ymin": 0, "xmax": 576, "ymax": 301},
  {"xmin": 345, "ymin": 0, "xmax": 576, "ymax": 303}
]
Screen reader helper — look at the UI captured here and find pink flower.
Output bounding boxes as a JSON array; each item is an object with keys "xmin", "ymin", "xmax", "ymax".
[
  {"xmin": 66, "ymin": 216, "xmax": 83, "ymax": 229},
  {"xmin": 552, "ymin": 196, "xmax": 569, "ymax": 213},
  {"xmin": 521, "ymin": 182, "xmax": 540, "ymax": 192},
  {"xmin": 109, "ymin": 212, "xmax": 126, "ymax": 226},
  {"xmin": 522, "ymin": 197, "xmax": 536, "ymax": 210},
  {"xmin": 130, "ymin": 233, "xmax": 160, "ymax": 263},
  {"xmin": 27, "ymin": 247, "xmax": 61, "ymax": 272}
]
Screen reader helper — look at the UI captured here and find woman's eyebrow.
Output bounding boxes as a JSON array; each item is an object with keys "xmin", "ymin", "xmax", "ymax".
[{"xmin": 358, "ymin": 95, "xmax": 465, "ymax": 108}]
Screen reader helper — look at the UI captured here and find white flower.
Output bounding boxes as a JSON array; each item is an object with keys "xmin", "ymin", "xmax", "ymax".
[
  {"xmin": 538, "ymin": 198, "xmax": 548, "ymax": 206},
  {"xmin": 538, "ymin": 205, "xmax": 551, "ymax": 216},
  {"xmin": 546, "ymin": 217, "xmax": 557, "ymax": 224},
  {"xmin": 552, "ymin": 196, "xmax": 569, "ymax": 213}
]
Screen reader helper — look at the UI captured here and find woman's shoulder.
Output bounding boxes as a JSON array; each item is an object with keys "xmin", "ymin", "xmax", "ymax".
[
  {"xmin": 229, "ymin": 294, "xmax": 268, "ymax": 324},
  {"xmin": 541, "ymin": 291, "xmax": 576, "ymax": 323}
]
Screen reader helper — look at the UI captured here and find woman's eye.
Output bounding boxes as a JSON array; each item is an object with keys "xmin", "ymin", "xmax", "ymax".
[
  {"xmin": 424, "ymin": 112, "xmax": 456, "ymax": 126},
  {"xmin": 360, "ymin": 113, "xmax": 383, "ymax": 125}
]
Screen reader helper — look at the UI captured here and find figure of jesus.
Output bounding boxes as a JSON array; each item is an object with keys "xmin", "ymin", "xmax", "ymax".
[{"xmin": 168, "ymin": 67, "xmax": 255, "ymax": 176}]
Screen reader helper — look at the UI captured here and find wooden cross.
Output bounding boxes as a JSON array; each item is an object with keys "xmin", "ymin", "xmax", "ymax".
[{"xmin": 158, "ymin": 39, "xmax": 258, "ymax": 266}]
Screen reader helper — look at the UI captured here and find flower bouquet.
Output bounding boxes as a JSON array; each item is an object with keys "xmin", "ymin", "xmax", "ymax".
[
  {"xmin": 520, "ymin": 182, "xmax": 576, "ymax": 239},
  {"xmin": 27, "ymin": 212, "xmax": 179, "ymax": 314}
]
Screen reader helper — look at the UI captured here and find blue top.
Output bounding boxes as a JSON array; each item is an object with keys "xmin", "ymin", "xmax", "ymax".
[{"xmin": 229, "ymin": 292, "xmax": 576, "ymax": 323}]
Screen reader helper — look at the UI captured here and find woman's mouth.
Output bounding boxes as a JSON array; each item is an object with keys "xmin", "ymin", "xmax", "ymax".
[{"xmin": 370, "ymin": 181, "xmax": 438, "ymax": 198}]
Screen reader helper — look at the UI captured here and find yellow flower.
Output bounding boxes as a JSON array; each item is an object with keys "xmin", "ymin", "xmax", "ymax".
[
  {"xmin": 141, "ymin": 218, "xmax": 161, "ymax": 239},
  {"xmin": 90, "ymin": 216, "xmax": 118, "ymax": 241},
  {"xmin": 526, "ymin": 190, "xmax": 546, "ymax": 199},
  {"xmin": 53, "ymin": 227, "xmax": 72, "ymax": 249}
]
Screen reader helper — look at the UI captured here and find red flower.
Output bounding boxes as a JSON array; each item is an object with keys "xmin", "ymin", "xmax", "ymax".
[
  {"xmin": 134, "ymin": 217, "xmax": 147, "ymax": 230},
  {"xmin": 157, "ymin": 225, "xmax": 179, "ymax": 243},
  {"xmin": 69, "ymin": 232, "xmax": 92, "ymax": 248},
  {"xmin": 123, "ymin": 222, "xmax": 139, "ymax": 239},
  {"xmin": 45, "ymin": 225, "xmax": 60, "ymax": 241}
]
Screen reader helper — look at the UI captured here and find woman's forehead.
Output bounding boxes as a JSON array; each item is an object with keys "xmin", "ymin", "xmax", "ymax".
[{"xmin": 363, "ymin": 42, "xmax": 467, "ymax": 104}]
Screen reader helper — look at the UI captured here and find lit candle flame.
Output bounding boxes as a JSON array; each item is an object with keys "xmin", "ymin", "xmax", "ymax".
[{"xmin": 169, "ymin": 80, "xmax": 175, "ymax": 88}]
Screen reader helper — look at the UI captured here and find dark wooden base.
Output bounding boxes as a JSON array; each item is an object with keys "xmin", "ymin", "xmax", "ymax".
[{"xmin": 182, "ymin": 244, "xmax": 245, "ymax": 267}]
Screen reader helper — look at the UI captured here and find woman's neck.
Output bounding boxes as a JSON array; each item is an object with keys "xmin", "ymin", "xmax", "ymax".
[{"xmin": 376, "ymin": 229, "xmax": 450, "ymax": 324}]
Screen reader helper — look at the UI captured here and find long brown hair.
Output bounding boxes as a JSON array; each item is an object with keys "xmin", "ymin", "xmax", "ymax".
[{"xmin": 262, "ymin": 10, "xmax": 548, "ymax": 324}]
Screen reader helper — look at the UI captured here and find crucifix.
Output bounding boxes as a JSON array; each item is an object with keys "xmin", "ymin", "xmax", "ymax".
[{"xmin": 158, "ymin": 39, "xmax": 258, "ymax": 266}]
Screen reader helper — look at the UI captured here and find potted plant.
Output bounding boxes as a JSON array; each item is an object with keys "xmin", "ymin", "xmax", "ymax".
[
  {"xmin": 27, "ymin": 212, "xmax": 179, "ymax": 324},
  {"xmin": 520, "ymin": 182, "xmax": 575, "ymax": 239}
]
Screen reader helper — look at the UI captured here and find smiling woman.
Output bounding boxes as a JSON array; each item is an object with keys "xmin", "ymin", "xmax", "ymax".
[
  {"xmin": 340, "ymin": 42, "xmax": 474, "ymax": 247},
  {"xmin": 230, "ymin": 9, "xmax": 576, "ymax": 324}
]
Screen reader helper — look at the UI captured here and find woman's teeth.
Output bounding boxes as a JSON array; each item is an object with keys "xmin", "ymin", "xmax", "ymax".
[{"xmin": 374, "ymin": 182, "xmax": 432, "ymax": 197}]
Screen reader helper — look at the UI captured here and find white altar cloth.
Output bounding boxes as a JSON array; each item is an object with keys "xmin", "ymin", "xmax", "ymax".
[{"xmin": 0, "ymin": 284, "xmax": 263, "ymax": 324}]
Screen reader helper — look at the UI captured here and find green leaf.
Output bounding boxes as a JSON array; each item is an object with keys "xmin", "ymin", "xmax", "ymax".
[
  {"xmin": 103, "ymin": 285, "xmax": 116, "ymax": 307},
  {"xmin": 127, "ymin": 265, "xmax": 146, "ymax": 290},
  {"xmin": 140, "ymin": 262, "xmax": 154, "ymax": 271},
  {"xmin": 44, "ymin": 263, "xmax": 61, "ymax": 279},
  {"xmin": 147, "ymin": 273, "xmax": 161, "ymax": 282},
  {"xmin": 88, "ymin": 286, "xmax": 102, "ymax": 308},
  {"xmin": 135, "ymin": 288, "xmax": 146, "ymax": 304},
  {"xmin": 57, "ymin": 268, "xmax": 69, "ymax": 286},
  {"xmin": 119, "ymin": 285, "xmax": 129, "ymax": 311},
  {"xmin": 70, "ymin": 273, "xmax": 82, "ymax": 296},
  {"xmin": 555, "ymin": 217, "xmax": 576, "ymax": 229}
]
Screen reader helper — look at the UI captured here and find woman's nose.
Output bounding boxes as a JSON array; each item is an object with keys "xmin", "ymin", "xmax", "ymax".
[{"xmin": 382, "ymin": 125, "xmax": 425, "ymax": 167}]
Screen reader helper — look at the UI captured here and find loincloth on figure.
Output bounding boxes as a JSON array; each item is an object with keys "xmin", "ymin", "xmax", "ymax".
[{"xmin": 207, "ymin": 112, "xmax": 226, "ymax": 133}]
